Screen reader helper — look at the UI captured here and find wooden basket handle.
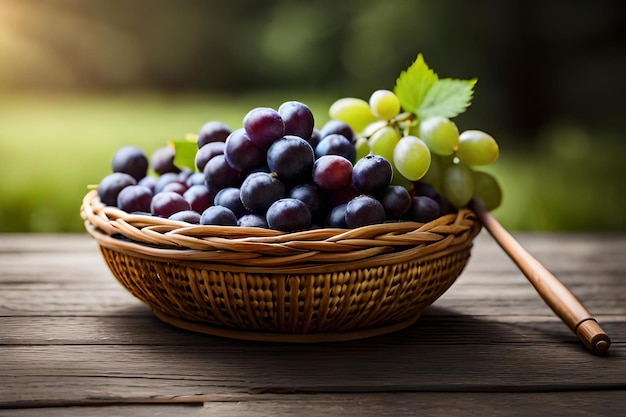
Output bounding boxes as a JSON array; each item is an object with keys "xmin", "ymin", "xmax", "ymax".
[{"xmin": 471, "ymin": 198, "xmax": 611, "ymax": 355}]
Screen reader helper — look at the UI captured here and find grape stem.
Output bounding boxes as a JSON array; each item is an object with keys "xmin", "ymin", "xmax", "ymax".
[{"xmin": 471, "ymin": 197, "xmax": 611, "ymax": 355}]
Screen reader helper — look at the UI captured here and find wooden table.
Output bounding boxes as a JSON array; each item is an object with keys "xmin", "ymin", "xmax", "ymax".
[{"xmin": 1, "ymin": 232, "xmax": 624, "ymax": 416}]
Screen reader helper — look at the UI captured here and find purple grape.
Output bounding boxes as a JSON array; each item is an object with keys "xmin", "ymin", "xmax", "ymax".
[
  {"xmin": 266, "ymin": 198, "xmax": 312, "ymax": 232},
  {"xmin": 240, "ymin": 172, "xmax": 285, "ymax": 214},
  {"xmin": 111, "ymin": 145, "xmax": 148, "ymax": 181},
  {"xmin": 214, "ymin": 187, "xmax": 248, "ymax": 218},
  {"xmin": 116, "ymin": 185, "xmax": 153, "ymax": 213},
  {"xmin": 203, "ymin": 154, "xmax": 241, "ymax": 195},
  {"xmin": 150, "ymin": 191, "xmax": 191, "ymax": 218},
  {"xmin": 185, "ymin": 172, "xmax": 206, "ymax": 187},
  {"xmin": 97, "ymin": 172, "xmax": 137, "ymax": 206},
  {"xmin": 243, "ymin": 107, "xmax": 285, "ymax": 150},
  {"xmin": 407, "ymin": 196, "xmax": 441, "ymax": 223},
  {"xmin": 278, "ymin": 101, "xmax": 314, "ymax": 141},
  {"xmin": 319, "ymin": 120, "xmax": 355, "ymax": 143},
  {"xmin": 150, "ymin": 146, "xmax": 180, "ymax": 175},
  {"xmin": 154, "ymin": 172, "xmax": 180, "ymax": 194},
  {"xmin": 308, "ymin": 129, "xmax": 321, "ymax": 149},
  {"xmin": 413, "ymin": 181, "xmax": 439, "ymax": 199},
  {"xmin": 178, "ymin": 169, "xmax": 194, "ymax": 182},
  {"xmin": 183, "ymin": 184, "xmax": 213, "ymax": 213},
  {"xmin": 289, "ymin": 183, "xmax": 322, "ymax": 215},
  {"xmin": 161, "ymin": 181, "xmax": 188, "ymax": 195},
  {"xmin": 195, "ymin": 141, "xmax": 225, "ymax": 172},
  {"xmin": 352, "ymin": 154, "xmax": 393, "ymax": 195},
  {"xmin": 138, "ymin": 175, "xmax": 157, "ymax": 193},
  {"xmin": 345, "ymin": 195, "xmax": 386, "ymax": 228},
  {"xmin": 237, "ymin": 213, "xmax": 268, "ymax": 228},
  {"xmin": 312, "ymin": 155, "xmax": 353, "ymax": 190},
  {"xmin": 197, "ymin": 120, "xmax": 231, "ymax": 148},
  {"xmin": 168, "ymin": 210, "xmax": 201, "ymax": 224},
  {"xmin": 224, "ymin": 128, "xmax": 266, "ymax": 173},
  {"xmin": 200, "ymin": 205, "xmax": 238, "ymax": 226},
  {"xmin": 267, "ymin": 135, "xmax": 315, "ymax": 183},
  {"xmin": 380, "ymin": 185, "xmax": 412, "ymax": 218},
  {"xmin": 314, "ymin": 133, "xmax": 356, "ymax": 162},
  {"xmin": 326, "ymin": 203, "xmax": 348, "ymax": 228}
]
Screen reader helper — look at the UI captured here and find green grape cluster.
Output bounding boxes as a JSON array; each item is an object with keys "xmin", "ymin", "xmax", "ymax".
[{"xmin": 329, "ymin": 89, "xmax": 502, "ymax": 211}]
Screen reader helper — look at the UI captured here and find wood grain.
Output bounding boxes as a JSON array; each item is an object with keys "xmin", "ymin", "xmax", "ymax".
[{"xmin": 1, "ymin": 233, "xmax": 625, "ymax": 415}]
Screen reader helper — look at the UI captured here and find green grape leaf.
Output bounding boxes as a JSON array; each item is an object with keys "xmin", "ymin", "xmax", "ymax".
[
  {"xmin": 168, "ymin": 137, "xmax": 198, "ymax": 171},
  {"xmin": 394, "ymin": 53, "xmax": 438, "ymax": 115},
  {"xmin": 417, "ymin": 78, "xmax": 477, "ymax": 120},
  {"xmin": 394, "ymin": 53, "xmax": 477, "ymax": 122}
]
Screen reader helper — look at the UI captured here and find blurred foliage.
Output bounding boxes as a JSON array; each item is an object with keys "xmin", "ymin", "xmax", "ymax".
[{"xmin": 1, "ymin": 0, "xmax": 625, "ymax": 232}]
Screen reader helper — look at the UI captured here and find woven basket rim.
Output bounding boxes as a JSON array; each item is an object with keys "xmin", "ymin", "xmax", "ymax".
[{"xmin": 81, "ymin": 190, "xmax": 482, "ymax": 268}]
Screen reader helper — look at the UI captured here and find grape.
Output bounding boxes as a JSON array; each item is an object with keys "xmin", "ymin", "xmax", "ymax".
[
  {"xmin": 369, "ymin": 90, "xmax": 400, "ymax": 120},
  {"xmin": 328, "ymin": 97, "xmax": 378, "ymax": 134},
  {"xmin": 197, "ymin": 120, "xmax": 231, "ymax": 148},
  {"xmin": 324, "ymin": 184, "xmax": 360, "ymax": 210},
  {"xmin": 154, "ymin": 172, "xmax": 181, "ymax": 194},
  {"xmin": 224, "ymin": 128, "xmax": 266, "ymax": 173},
  {"xmin": 185, "ymin": 172, "xmax": 206, "ymax": 187},
  {"xmin": 314, "ymin": 133, "xmax": 356, "ymax": 162},
  {"xmin": 97, "ymin": 172, "xmax": 137, "ymax": 206},
  {"xmin": 473, "ymin": 170, "xmax": 502, "ymax": 210},
  {"xmin": 238, "ymin": 213, "xmax": 268, "ymax": 228},
  {"xmin": 352, "ymin": 154, "xmax": 393, "ymax": 195},
  {"xmin": 456, "ymin": 130, "xmax": 499, "ymax": 166},
  {"xmin": 312, "ymin": 155, "xmax": 353, "ymax": 190},
  {"xmin": 183, "ymin": 184, "xmax": 213, "ymax": 213},
  {"xmin": 150, "ymin": 191, "xmax": 191, "ymax": 218},
  {"xmin": 441, "ymin": 162, "xmax": 475, "ymax": 208},
  {"xmin": 267, "ymin": 135, "xmax": 315, "ymax": 182},
  {"xmin": 326, "ymin": 203, "xmax": 348, "ymax": 228},
  {"xmin": 345, "ymin": 195, "xmax": 386, "ymax": 228},
  {"xmin": 369, "ymin": 125, "xmax": 400, "ymax": 162},
  {"xmin": 278, "ymin": 101, "xmax": 314, "ymax": 141},
  {"xmin": 418, "ymin": 116, "xmax": 460, "ymax": 156},
  {"xmin": 354, "ymin": 137, "xmax": 371, "ymax": 161},
  {"xmin": 243, "ymin": 107, "xmax": 285, "ymax": 150},
  {"xmin": 138, "ymin": 175, "xmax": 157, "ymax": 193},
  {"xmin": 380, "ymin": 185, "xmax": 412, "ymax": 218},
  {"xmin": 289, "ymin": 183, "xmax": 323, "ymax": 215},
  {"xmin": 240, "ymin": 172, "xmax": 285, "ymax": 214},
  {"xmin": 407, "ymin": 196, "xmax": 441, "ymax": 223},
  {"xmin": 200, "ymin": 205, "xmax": 238, "ymax": 226},
  {"xmin": 150, "ymin": 146, "xmax": 180, "ymax": 175},
  {"xmin": 319, "ymin": 120, "xmax": 355, "ymax": 143},
  {"xmin": 161, "ymin": 181, "xmax": 188, "ymax": 195},
  {"xmin": 308, "ymin": 129, "xmax": 321, "ymax": 149},
  {"xmin": 116, "ymin": 185, "xmax": 152, "ymax": 213},
  {"xmin": 203, "ymin": 154, "xmax": 241, "ymax": 195},
  {"xmin": 214, "ymin": 187, "xmax": 248, "ymax": 217},
  {"xmin": 195, "ymin": 141, "xmax": 225, "ymax": 172},
  {"xmin": 393, "ymin": 135, "xmax": 431, "ymax": 181},
  {"xmin": 168, "ymin": 210, "xmax": 201, "ymax": 224},
  {"xmin": 413, "ymin": 181, "xmax": 439, "ymax": 199},
  {"xmin": 111, "ymin": 145, "xmax": 149, "ymax": 181},
  {"xmin": 266, "ymin": 198, "xmax": 312, "ymax": 232}
]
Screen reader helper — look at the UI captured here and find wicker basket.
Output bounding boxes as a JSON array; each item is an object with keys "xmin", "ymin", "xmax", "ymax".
[{"xmin": 81, "ymin": 189, "xmax": 481, "ymax": 342}]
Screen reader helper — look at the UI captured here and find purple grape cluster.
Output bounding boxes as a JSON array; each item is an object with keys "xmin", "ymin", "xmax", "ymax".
[{"xmin": 96, "ymin": 101, "xmax": 455, "ymax": 232}]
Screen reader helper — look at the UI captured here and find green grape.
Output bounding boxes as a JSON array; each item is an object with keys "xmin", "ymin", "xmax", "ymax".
[
  {"xmin": 329, "ymin": 97, "xmax": 378, "ymax": 134},
  {"xmin": 473, "ymin": 170, "xmax": 502, "ymax": 211},
  {"xmin": 354, "ymin": 137, "xmax": 371, "ymax": 162},
  {"xmin": 369, "ymin": 89, "xmax": 401, "ymax": 120},
  {"xmin": 442, "ymin": 162, "xmax": 475, "ymax": 208},
  {"xmin": 369, "ymin": 125, "xmax": 401, "ymax": 162},
  {"xmin": 393, "ymin": 135, "xmax": 431, "ymax": 181},
  {"xmin": 418, "ymin": 116, "xmax": 460, "ymax": 156},
  {"xmin": 420, "ymin": 153, "xmax": 454, "ymax": 192},
  {"xmin": 390, "ymin": 166, "xmax": 415, "ymax": 191},
  {"xmin": 456, "ymin": 130, "xmax": 499, "ymax": 166}
]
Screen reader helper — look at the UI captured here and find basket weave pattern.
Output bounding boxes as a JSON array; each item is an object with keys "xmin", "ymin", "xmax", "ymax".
[{"xmin": 81, "ymin": 190, "xmax": 481, "ymax": 341}]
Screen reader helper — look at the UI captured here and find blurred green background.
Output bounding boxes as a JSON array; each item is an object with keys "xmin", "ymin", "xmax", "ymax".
[{"xmin": 1, "ymin": 0, "xmax": 625, "ymax": 232}]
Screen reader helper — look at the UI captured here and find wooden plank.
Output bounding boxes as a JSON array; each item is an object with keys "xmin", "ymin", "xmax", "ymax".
[
  {"xmin": 2, "ymin": 392, "xmax": 625, "ymax": 417},
  {"xmin": 1, "ymin": 337, "xmax": 624, "ymax": 407}
]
